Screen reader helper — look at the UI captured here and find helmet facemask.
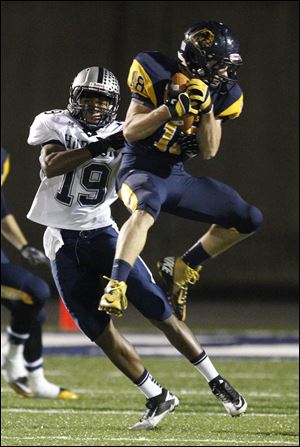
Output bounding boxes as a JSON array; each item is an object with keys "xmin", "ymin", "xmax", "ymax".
[
  {"xmin": 67, "ymin": 67, "xmax": 120, "ymax": 130},
  {"xmin": 69, "ymin": 88, "xmax": 119, "ymax": 129}
]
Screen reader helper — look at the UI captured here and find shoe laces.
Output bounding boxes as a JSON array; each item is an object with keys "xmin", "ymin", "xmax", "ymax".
[
  {"xmin": 102, "ymin": 276, "xmax": 128, "ymax": 311},
  {"xmin": 211, "ymin": 380, "xmax": 239, "ymax": 404},
  {"xmin": 103, "ymin": 276, "xmax": 125, "ymax": 294},
  {"xmin": 179, "ymin": 265, "xmax": 201, "ymax": 286}
]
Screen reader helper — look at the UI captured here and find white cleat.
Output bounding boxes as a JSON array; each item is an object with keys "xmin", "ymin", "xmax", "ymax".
[
  {"xmin": 130, "ymin": 388, "xmax": 179, "ymax": 430},
  {"xmin": 209, "ymin": 375, "xmax": 247, "ymax": 416}
]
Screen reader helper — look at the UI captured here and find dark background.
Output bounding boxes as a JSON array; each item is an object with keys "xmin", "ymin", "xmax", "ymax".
[{"xmin": 1, "ymin": 1, "xmax": 299, "ymax": 305}]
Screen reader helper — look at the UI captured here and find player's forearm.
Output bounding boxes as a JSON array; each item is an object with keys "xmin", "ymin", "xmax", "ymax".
[
  {"xmin": 196, "ymin": 112, "xmax": 222, "ymax": 160},
  {"xmin": 40, "ymin": 146, "xmax": 92, "ymax": 178},
  {"xmin": 1, "ymin": 214, "xmax": 28, "ymax": 250},
  {"xmin": 123, "ymin": 105, "xmax": 170, "ymax": 144}
]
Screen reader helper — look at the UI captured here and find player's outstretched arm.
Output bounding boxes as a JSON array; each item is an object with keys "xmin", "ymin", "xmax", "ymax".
[
  {"xmin": 39, "ymin": 144, "xmax": 91, "ymax": 178},
  {"xmin": 123, "ymin": 100, "xmax": 171, "ymax": 144},
  {"xmin": 40, "ymin": 133, "xmax": 124, "ymax": 178},
  {"xmin": 1, "ymin": 213, "xmax": 48, "ymax": 265}
]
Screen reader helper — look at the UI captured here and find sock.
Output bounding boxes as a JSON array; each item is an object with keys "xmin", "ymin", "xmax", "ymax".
[
  {"xmin": 24, "ymin": 322, "xmax": 43, "ymax": 364},
  {"xmin": 25, "ymin": 357, "xmax": 44, "ymax": 373},
  {"xmin": 2, "ymin": 339, "xmax": 27, "ymax": 380},
  {"xmin": 190, "ymin": 351, "xmax": 219, "ymax": 382},
  {"xmin": 182, "ymin": 242, "xmax": 211, "ymax": 269},
  {"xmin": 28, "ymin": 366, "xmax": 60, "ymax": 398},
  {"xmin": 111, "ymin": 259, "xmax": 132, "ymax": 282},
  {"xmin": 7, "ymin": 325, "xmax": 30, "ymax": 345},
  {"xmin": 134, "ymin": 369, "xmax": 163, "ymax": 399}
]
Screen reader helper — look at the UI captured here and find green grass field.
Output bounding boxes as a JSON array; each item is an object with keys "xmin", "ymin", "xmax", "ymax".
[{"xmin": 1, "ymin": 357, "xmax": 299, "ymax": 446}]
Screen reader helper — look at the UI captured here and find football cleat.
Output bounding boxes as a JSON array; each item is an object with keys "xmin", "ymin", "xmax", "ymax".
[
  {"xmin": 209, "ymin": 375, "xmax": 247, "ymax": 416},
  {"xmin": 56, "ymin": 388, "xmax": 78, "ymax": 400},
  {"xmin": 31, "ymin": 384, "xmax": 78, "ymax": 399},
  {"xmin": 98, "ymin": 277, "xmax": 128, "ymax": 317},
  {"xmin": 8, "ymin": 376, "xmax": 33, "ymax": 398},
  {"xmin": 1, "ymin": 348, "xmax": 32, "ymax": 397},
  {"xmin": 157, "ymin": 257, "xmax": 201, "ymax": 321},
  {"xmin": 130, "ymin": 388, "xmax": 179, "ymax": 430}
]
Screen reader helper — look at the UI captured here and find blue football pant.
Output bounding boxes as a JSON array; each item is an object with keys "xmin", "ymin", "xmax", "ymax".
[
  {"xmin": 119, "ymin": 169, "xmax": 263, "ymax": 233},
  {"xmin": 51, "ymin": 226, "xmax": 172, "ymax": 341}
]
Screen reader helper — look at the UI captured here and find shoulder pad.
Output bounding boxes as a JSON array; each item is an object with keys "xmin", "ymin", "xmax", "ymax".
[
  {"xmin": 215, "ymin": 83, "xmax": 244, "ymax": 120},
  {"xmin": 127, "ymin": 52, "xmax": 178, "ymax": 107}
]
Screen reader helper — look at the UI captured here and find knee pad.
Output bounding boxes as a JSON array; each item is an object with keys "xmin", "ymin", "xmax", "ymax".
[
  {"xmin": 137, "ymin": 189, "xmax": 162, "ymax": 220},
  {"xmin": 36, "ymin": 308, "xmax": 47, "ymax": 324},
  {"xmin": 234, "ymin": 204, "xmax": 263, "ymax": 233},
  {"xmin": 120, "ymin": 182, "xmax": 162, "ymax": 220},
  {"xmin": 30, "ymin": 278, "xmax": 51, "ymax": 308}
]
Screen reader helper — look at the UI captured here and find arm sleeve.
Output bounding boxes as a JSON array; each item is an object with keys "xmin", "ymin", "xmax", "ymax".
[{"xmin": 27, "ymin": 112, "xmax": 62, "ymax": 146}]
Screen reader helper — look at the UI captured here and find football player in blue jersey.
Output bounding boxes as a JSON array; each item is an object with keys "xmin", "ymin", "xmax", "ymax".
[
  {"xmin": 27, "ymin": 64, "xmax": 247, "ymax": 429},
  {"xmin": 1, "ymin": 148, "xmax": 77, "ymax": 399},
  {"xmin": 99, "ymin": 20, "xmax": 263, "ymax": 322}
]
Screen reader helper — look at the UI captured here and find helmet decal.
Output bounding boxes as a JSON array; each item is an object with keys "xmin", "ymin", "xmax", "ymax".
[
  {"xmin": 191, "ymin": 28, "xmax": 215, "ymax": 49},
  {"xmin": 178, "ymin": 21, "xmax": 242, "ymax": 86}
]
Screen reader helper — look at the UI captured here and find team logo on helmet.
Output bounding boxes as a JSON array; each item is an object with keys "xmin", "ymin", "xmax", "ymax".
[{"xmin": 191, "ymin": 28, "xmax": 215, "ymax": 48}]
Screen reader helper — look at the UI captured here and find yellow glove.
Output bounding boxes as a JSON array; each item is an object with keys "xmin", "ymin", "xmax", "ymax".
[
  {"xmin": 165, "ymin": 91, "xmax": 199, "ymax": 118},
  {"xmin": 185, "ymin": 79, "xmax": 212, "ymax": 114}
]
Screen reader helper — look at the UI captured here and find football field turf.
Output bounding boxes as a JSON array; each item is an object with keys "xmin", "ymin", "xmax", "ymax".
[{"xmin": 1, "ymin": 357, "xmax": 299, "ymax": 446}]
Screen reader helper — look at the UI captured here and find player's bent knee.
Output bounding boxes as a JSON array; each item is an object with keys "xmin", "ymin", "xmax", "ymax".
[
  {"xmin": 31, "ymin": 279, "xmax": 51, "ymax": 307},
  {"xmin": 237, "ymin": 205, "xmax": 263, "ymax": 233},
  {"xmin": 36, "ymin": 308, "xmax": 47, "ymax": 324}
]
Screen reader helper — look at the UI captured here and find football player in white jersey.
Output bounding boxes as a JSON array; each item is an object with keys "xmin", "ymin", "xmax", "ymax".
[{"xmin": 27, "ymin": 67, "xmax": 246, "ymax": 429}]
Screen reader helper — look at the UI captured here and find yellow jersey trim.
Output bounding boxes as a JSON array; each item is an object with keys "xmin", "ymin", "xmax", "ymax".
[
  {"xmin": 1, "ymin": 285, "xmax": 33, "ymax": 304},
  {"xmin": 119, "ymin": 183, "xmax": 138, "ymax": 213},
  {"xmin": 1, "ymin": 156, "xmax": 10, "ymax": 186},
  {"xmin": 218, "ymin": 94, "xmax": 244, "ymax": 119}
]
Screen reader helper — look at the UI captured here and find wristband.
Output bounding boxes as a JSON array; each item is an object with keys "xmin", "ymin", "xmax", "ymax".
[{"xmin": 87, "ymin": 140, "xmax": 109, "ymax": 158}]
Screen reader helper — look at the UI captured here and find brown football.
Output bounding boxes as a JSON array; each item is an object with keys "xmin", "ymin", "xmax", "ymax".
[{"xmin": 169, "ymin": 72, "xmax": 194, "ymax": 132}]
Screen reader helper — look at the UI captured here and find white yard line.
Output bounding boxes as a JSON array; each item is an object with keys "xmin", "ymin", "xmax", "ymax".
[
  {"xmin": 1, "ymin": 435, "xmax": 298, "ymax": 445},
  {"xmin": 2, "ymin": 408, "xmax": 298, "ymax": 418}
]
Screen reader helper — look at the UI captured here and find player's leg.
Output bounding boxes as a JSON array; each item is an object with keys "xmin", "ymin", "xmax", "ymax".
[
  {"xmin": 23, "ymin": 310, "xmax": 78, "ymax": 400},
  {"xmin": 99, "ymin": 171, "xmax": 167, "ymax": 316},
  {"xmin": 1, "ymin": 262, "xmax": 75, "ymax": 399},
  {"xmin": 95, "ymin": 321, "xmax": 179, "ymax": 430},
  {"xmin": 128, "ymin": 257, "xmax": 247, "ymax": 416},
  {"xmin": 51, "ymin": 228, "xmax": 179, "ymax": 429},
  {"xmin": 1, "ymin": 262, "xmax": 49, "ymax": 396},
  {"xmin": 158, "ymin": 174, "xmax": 263, "ymax": 320}
]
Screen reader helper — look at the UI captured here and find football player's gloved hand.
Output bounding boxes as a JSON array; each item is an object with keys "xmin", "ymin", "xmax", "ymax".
[
  {"xmin": 165, "ymin": 88, "xmax": 199, "ymax": 119},
  {"xmin": 105, "ymin": 131, "xmax": 125, "ymax": 151},
  {"xmin": 185, "ymin": 79, "xmax": 213, "ymax": 115},
  {"xmin": 21, "ymin": 245, "xmax": 49, "ymax": 265},
  {"xmin": 180, "ymin": 134, "xmax": 200, "ymax": 159},
  {"xmin": 87, "ymin": 131, "xmax": 125, "ymax": 158}
]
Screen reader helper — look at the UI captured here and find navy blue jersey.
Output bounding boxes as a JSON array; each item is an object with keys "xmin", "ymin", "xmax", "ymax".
[{"xmin": 122, "ymin": 51, "xmax": 243, "ymax": 170}]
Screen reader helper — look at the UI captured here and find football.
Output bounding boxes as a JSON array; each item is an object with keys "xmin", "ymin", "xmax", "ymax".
[{"xmin": 168, "ymin": 72, "xmax": 194, "ymax": 133}]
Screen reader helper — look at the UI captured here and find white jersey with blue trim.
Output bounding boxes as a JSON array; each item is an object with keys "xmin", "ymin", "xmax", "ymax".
[{"xmin": 27, "ymin": 109, "xmax": 122, "ymax": 230}]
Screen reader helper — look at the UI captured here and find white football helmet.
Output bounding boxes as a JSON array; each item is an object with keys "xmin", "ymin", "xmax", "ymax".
[{"xmin": 67, "ymin": 66, "xmax": 120, "ymax": 129}]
